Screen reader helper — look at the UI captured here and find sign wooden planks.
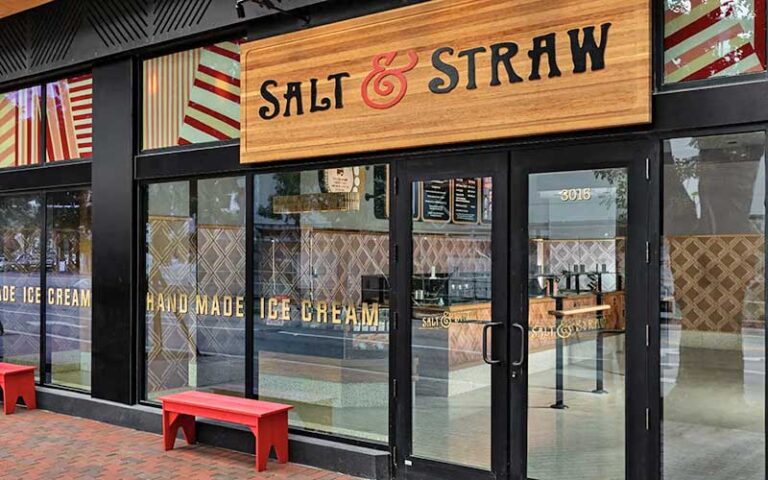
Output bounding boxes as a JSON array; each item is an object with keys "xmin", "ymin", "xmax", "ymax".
[
  {"xmin": 241, "ymin": 0, "xmax": 651, "ymax": 164},
  {"xmin": 0, "ymin": 0, "xmax": 53, "ymax": 18}
]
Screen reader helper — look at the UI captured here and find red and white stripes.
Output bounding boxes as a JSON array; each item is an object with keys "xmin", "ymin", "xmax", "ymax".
[
  {"xmin": 142, "ymin": 40, "xmax": 241, "ymax": 150},
  {"xmin": 0, "ymin": 87, "xmax": 41, "ymax": 168},
  {"xmin": 46, "ymin": 73, "xmax": 93, "ymax": 161},
  {"xmin": 178, "ymin": 41, "xmax": 241, "ymax": 145},
  {"xmin": 665, "ymin": 0, "xmax": 766, "ymax": 83}
]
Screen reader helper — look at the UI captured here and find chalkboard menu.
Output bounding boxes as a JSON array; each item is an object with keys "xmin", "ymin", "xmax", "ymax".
[
  {"xmin": 482, "ymin": 177, "xmax": 493, "ymax": 223},
  {"xmin": 412, "ymin": 183, "xmax": 420, "ymax": 220},
  {"xmin": 453, "ymin": 178, "xmax": 480, "ymax": 224},
  {"xmin": 422, "ymin": 180, "xmax": 451, "ymax": 222},
  {"xmin": 373, "ymin": 166, "xmax": 388, "ymax": 219}
]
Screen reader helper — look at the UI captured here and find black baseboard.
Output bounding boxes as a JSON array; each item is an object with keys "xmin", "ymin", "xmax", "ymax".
[{"xmin": 36, "ymin": 387, "xmax": 390, "ymax": 479}]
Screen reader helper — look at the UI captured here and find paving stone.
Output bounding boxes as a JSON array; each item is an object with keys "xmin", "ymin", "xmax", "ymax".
[{"xmin": 0, "ymin": 409, "xmax": 360, "ymax": 480}]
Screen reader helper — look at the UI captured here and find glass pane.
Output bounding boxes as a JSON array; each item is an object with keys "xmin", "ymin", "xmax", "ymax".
[
  {"xmin": 411, "ymin": 177, "xmax": 492, "ymax": 470},
  {"xmin": 45, "ymin": 190, "xmax": 92, "ymax": 391},
  {"xmin": 46, "ymin": 74, "xmax": 93, "ymax": 162},
  {"xmin": 664, "ymin": 0, "xmax": 766, "ymax": 84},
  {"xmin": 253, "ymin": 165, "xmax": 389, "ymax": 442},
  {"xmin": 142, "ymin": 41, "xmax": 241, "ymax": 150},
  {"xmin": 144, "ymin": 177, "xmax": 246, "ymax": 400},
  {"xmin": 528, "ymin": 169, "xmax": 628, "ymax": 479},
  {"xmin": 662, "ymin": 132, "xmax": 765, "ymax": 480},
  {"xmin": 0, "ymin": 194, "xmax": 43, "ymax": 377},
  {"xmin": 0, "ymin": 87, "xmax": 41, "ymax": 168}
]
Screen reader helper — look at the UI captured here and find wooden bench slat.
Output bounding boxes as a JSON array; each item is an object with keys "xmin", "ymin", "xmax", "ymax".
[
  {"xmin": 159, "ymin": 390, "xmax": 292, "ymax": 472},
  {"xmin": 0, "ymin": 364, "xmax": 36, "ymax": 375},
  {"xmin": 159, "ymin": 391, "xmax": 292, "ymax": 418}
]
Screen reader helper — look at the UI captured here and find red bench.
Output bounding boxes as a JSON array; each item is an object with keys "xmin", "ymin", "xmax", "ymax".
[
  {"xmin": 158, "ymin": 391, "xmax": 293, "ymax": 472},
  {"xmin": 0, "ymin": 363, "xmax": 37, "ymax": 415}
]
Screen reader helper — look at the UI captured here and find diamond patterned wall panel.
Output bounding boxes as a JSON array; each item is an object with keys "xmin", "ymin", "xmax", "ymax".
[
  {"xmin": 547, "ymin": 239, "xmax": 623, "ymax": 291},
  {"xmin": 145, "ymin": 216, "xmax": 196, "ymax": 396},
  {"xmin": 667, "ymin": 235, "xmax": 765, "ymax": 333},
  {"xmin": 413, "ymin": 235, "xmax": 491, "ymax": 276},
  {"xmin": 197, "ymin": 224, "xmax": 246, "ymax": 360}
]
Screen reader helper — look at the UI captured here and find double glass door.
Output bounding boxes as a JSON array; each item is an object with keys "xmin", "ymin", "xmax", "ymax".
[{"xmin": 393, "ymin": 142, "xmax": 649, "ymax": 480}]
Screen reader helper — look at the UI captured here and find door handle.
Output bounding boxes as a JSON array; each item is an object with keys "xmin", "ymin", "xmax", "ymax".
[
  {"xmin": 482, "ymin": 322, "xmax": 503, "ymax": 365},
  {"xmin": 512, "ymin": 323, "xmax": 525, "ymax": 367}
]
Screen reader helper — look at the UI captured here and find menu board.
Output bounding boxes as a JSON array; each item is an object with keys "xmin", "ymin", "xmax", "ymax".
[
  {"xmin": 453, "ymin": 178, "xmax": 480, "ymax": 224},
  {"xmin": 412, "ymin": 183, "xmax": 420, "ymax": 220},
  {"xmin": 482, "ymin": 177, "xmax": 493, "ymax": 223},
  {"xmin": 422, "ymin": 180, "xmax": 451, "ymax": 222},
  {"xmin": 373, "ymin": 166, "xmax": 388, "ymax": 219}
]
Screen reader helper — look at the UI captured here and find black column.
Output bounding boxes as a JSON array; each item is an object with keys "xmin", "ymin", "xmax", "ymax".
[{"xmin": 91, "ymin": 58, "xmax": 135, "ymax": 404}]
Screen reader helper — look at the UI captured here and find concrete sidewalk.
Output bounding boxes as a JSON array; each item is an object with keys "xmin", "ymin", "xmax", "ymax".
[{"xmin": 0, "ymin": 408, "xmax": 360, "ymax": 479}]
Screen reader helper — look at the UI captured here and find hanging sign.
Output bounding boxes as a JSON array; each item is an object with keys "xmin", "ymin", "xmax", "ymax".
[{"xmin": 240, "ymin": 0, "xmax": 651, "ymax": 164}]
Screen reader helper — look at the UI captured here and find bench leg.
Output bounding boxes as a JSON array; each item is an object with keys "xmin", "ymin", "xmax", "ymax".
[
  {"xmin": 163, "ymin": 411, "xmax": 196, "ymax": 451},
  {"xmin": 272, "ymin": 414, "xmax": 289, "ymax": 464},
  {"xmin": 250, "ymin": 413, "xmax": 289, "ymax": 472},
  {"xmin": 2, "ymin": 383, "xmax": 18, "ymax": 415},
  {"xmin": 19, "ymin": 374, "xmax": 36, "ymax": 410}
]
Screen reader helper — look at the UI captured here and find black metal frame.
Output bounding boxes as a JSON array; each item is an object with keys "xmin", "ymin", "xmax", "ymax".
[
  {"xmin": 135, "ymin": 155, "xmax": 398, "ymax": 452},
  {"xmin": 0, "ymin": 184, "xmax": 91, "ymax": 392},
  {"xmin": 392, "ymin": 152, "xmax": 509, "ymax": 480},
  {"xmin": 648, "ymin": 122, "xmax": 768, "ymax": 480},
  {"xmin": 0, "ymin": 0, "xmax": 767, "ymax": 477},
  {"xmin": 510, "ymin": 139, "xmax": 652, "ymax": 480}
]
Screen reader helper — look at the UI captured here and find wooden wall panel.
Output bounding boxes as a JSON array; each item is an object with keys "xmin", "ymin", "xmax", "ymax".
[{"xmin": 241, "ymin": 0, "xmax": 651, "ymax": 164}]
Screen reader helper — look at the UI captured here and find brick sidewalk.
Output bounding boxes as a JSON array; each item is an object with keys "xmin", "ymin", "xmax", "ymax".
[{"xmin": 0, "ymin": 408, "xmax": 361, "ymax": 479}]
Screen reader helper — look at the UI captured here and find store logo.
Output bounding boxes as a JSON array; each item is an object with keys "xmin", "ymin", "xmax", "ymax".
[
  {"xmin": 254, "ymin": 23, "xmax": 611, "ymax": 121},
  {"xmin": 361, "ymin": 50, "xmax": 419, "ymax": 110}
]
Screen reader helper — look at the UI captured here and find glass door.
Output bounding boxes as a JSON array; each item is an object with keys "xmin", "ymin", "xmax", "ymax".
[
  {"xmin": 394, "ymin": 153, "xmax": 510, "ymax": 479},
  {"xmin": 510, "ymin": 142, "xmax": 650, "ymax": 480}
]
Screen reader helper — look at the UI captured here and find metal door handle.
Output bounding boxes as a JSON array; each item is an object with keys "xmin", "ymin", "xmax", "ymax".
[
  {"xmin": 512, "ymin": 323, "xmax": 525, "ymax": 367},
  {"xmin": 482, "ymin": 322, "xmax": 503, "ymax": 365}
]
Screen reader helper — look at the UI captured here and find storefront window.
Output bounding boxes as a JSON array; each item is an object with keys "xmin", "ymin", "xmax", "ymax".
[
  {"xmin": 0, "ymin": 87, "xmax": 41, "ymax": 168},
  {"xmin": 664, "ymin": 0, "xmax": 766, "ymax": 84},
  {"xmin": 142, "ymin": 41, "xmax": 241, "ymax": 150},
  {"xmin": 0, "ymin": 194, "xmax": 42, "ymax": 376},
  {"xmin": 662, "ymin": 132, "xmax": 765, "ymax": 479},
  {"xmin": 253, "ymin": 164, "xmax": 389, "ymax": 442},
  {"xmin": 45, "ymin": 190, "xmax": 92, "ymax": 390},
  {"xmin": 144, "ymin": 176, "xmax": 246, "ymax": 400},
  {"xmin": 46, "ymin": 74, "xmax": 93, "ymax": 162}
]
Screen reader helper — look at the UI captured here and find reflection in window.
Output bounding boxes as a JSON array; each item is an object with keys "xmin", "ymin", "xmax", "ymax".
[
  {"xmin": 45, "ymin": 190, "xmax": 92, "ymax": 390},
  {"xmin": 0, "ymin": 195, "xmax": 42, "ymax": 376},
  {"xmin": 144, "ymin": 177, "xmax": 246, "ymax": 400},
  {"xmin": 528, "ymin": 169, "xmax": 628, "ymax": 480},
  {"xmin": 0, "ymin": 87, "xmax": 41, "ymax": 168},
  {"xmin": 253, "ymin": 165, "xmax": 389, "ymax": 442},
  {"xmin": 46, "ymin": 74, "xmax": 93, "ymax": 162},
  {"xmin": 662, "ymin": 132, "xmax": 765, "ymax": 479},
  {"xmin": 410, "ymin": 177, "xmax": 493, "ymax": 470},
  {"xmin": 664, "ymin": 0, "xmax": 766, "ymax": 84},
  {"xmin": 142, "ymin": 41, "xmax": 241, "ymax": 150}
]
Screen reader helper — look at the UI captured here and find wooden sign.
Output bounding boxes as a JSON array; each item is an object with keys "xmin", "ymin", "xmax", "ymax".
[
  {"xmin": 0, "ymin": 0, "xmax": 53, "ymax": 19},
  {"xmin": 241, "ymin": 0, "xmax": 651, "ymax": 164}
]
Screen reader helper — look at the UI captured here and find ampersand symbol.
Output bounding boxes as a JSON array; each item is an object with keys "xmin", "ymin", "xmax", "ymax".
[{"xmin": 361, "ymin": 50, "xmax": 419, "ymax": 110}]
